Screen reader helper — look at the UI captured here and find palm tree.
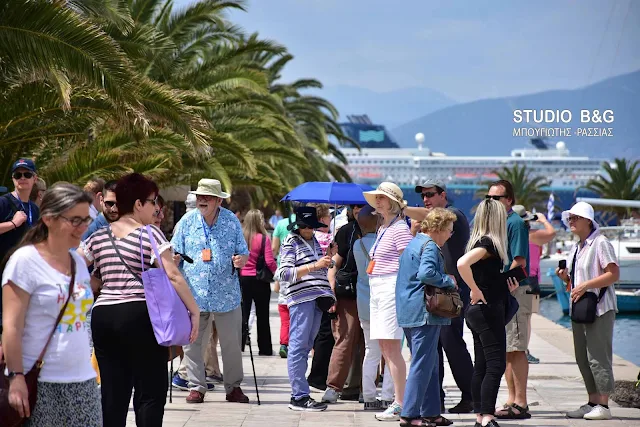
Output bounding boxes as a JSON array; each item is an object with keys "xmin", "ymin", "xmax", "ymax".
[
  {"xmin": 474, "ymin": 164, "xmax": 550, "ymax": 211},
  {"xmin": 584, "ymin": 158, "xmax": 640, "ymax": 218}
]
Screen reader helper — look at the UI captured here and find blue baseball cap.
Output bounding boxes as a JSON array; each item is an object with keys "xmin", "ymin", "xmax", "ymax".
[{"xmin": 11, "ymin": 158, "xmax": 37, "ymax": 173}]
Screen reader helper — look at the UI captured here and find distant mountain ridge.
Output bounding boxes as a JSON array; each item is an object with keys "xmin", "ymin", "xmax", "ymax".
[
  {"xmin": 390, "ymin": 70, "xmax": 640, "ymax": 159},
  {"xmin": 315, "ymin": 85, "xmax": 457, "ymax": 128}
]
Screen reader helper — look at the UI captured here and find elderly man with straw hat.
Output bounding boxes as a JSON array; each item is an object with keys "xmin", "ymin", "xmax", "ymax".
[{"xmin": 171, "ymin": 179, "xmax": 250, "ymax": 404}]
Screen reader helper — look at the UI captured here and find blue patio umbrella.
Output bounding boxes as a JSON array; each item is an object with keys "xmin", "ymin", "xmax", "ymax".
[{"xmin": 281, "ymin": 181, "xmax": 374, "ymax": 205}]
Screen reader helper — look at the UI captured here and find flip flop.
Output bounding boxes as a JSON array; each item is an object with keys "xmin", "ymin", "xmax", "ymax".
[
  {"xmin": 400, "ymin": 417, "xmax": 434, "ymax": 427},
  {"xmin": 495, "ymin": 403, "xmax": 532, "ymax": 419}
]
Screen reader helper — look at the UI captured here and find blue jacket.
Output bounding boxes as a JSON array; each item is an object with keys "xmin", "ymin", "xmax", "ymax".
[{"xmin": 396, "ymin": 233, "xmax": 456, "ymax": 328}]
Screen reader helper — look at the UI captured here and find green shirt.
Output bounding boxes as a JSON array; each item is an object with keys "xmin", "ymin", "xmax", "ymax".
[
  {"xmin": 506, "ymin": 210, "xmax": 530, "ymax": 275},
  {"xmin": 273, "ymin": 214, "xmax": 295, "ymax": 264}
]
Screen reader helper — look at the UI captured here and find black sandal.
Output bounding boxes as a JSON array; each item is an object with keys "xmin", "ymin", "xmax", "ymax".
[
  {"xmin": 400, "ymin": 417, "xmax": 434, "ymax": 427},
  {"xmin": 495, "ymin": 403, "xmax": 531, "ymax": 419},
  {"xmin": 423, "ymin": 415, "xmax": 453, "ymax": 426}
]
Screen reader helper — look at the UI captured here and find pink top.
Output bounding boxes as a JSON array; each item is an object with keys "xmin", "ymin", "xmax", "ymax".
[
  {"xmin": 241, "ymin": 233, "xmax": 277, "ymax": 277},
  {"xmin": 529, "ymin": 243, "xmax": 542, "ymax": 278},
  {"xmin": 369, "ymin": 219, "xmax": 413, "ymax": 276}
]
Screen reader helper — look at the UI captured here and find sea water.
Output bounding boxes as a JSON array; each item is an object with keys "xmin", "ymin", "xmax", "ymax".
[{"xmin": 539, "ymin": 298, "xmax": 640, "ymax": 366}]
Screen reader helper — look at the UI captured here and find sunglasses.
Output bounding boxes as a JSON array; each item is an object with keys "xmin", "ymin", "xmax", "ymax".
[
  {"xmin": 12, "ymin": 171, "xmax": 34, "ymax": 180},
  {"xmin": 60, "ymin": 215, "xmax": 93, "ymax": 227},
  {"xmin": 485, "ymin": 194, "xmax": 507, "ymax": 201},
  {"xmin": 104, "ymin": 201, "xmax": 117, "ymax": 209},
  {"xmin": 421, "ymin": 191, "xmax": 441, "ymax": 199},
  {"xmin": 567, "ymin": 215, "xmax": 584, "ymax": 222},
  {"xmin": 297, "ymin": 225, "xmax": 312, "ymax": 230}
]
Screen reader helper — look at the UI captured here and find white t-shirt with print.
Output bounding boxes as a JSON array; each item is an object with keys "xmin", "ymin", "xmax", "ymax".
[{"xmin": 2, "ymin": 245, "xmax": 96, "ymax": 382}]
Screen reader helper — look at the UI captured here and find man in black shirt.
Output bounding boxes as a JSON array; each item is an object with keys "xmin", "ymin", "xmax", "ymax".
[
  {"xmin": 404, "ymin": 178, "xmax": 474, "ymax": 414},
  {"xmin": 0, "ymin": 158, "xmax": 41, "ymax": 329}
]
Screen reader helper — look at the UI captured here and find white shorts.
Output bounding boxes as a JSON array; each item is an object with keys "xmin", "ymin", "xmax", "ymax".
[{"xmin": 369, "ymin": 273, "xmax": 403, "ymax": 340}]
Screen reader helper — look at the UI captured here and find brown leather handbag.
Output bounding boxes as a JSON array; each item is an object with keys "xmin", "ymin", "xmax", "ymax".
[
  {"xmin": 0, "ymin": 256, "xmax": 75, "ymax": 427},
  {"xmin": 422, "ymin": 241, "xmax": 463, "ymax": 319}
]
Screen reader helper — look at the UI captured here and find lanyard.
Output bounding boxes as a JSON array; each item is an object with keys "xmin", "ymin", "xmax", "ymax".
[
  {"xmin": 370, "ymin": 215, "xmax": 399, "ymax": 259},
  {"xmin": 12, "ymin": 192, "xmax": 32, "ymax": 227},
  {"xmin": 570, "ymin": 229, "xmax": 597, "ymax": 289},
  {"xmin": 298, "ymin": 236, "xmax": 320, "ymax": 261},
  {"xmin": 200, "ymin": 214, "xmax": 212, "ymax": 248}
]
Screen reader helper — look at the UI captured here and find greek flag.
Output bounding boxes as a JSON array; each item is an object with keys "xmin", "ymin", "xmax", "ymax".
[{"xmin": 547, "ymin": 193, "xmax": 555, "ymax": 220}]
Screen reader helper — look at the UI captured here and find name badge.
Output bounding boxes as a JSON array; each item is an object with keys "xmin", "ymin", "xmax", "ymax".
[
  {"xmin": 366, "ymin": 260, "xmax": 376, "ymax": 274},
  {"xmin": 202, "ymin": 249, "xmax": 211, "ymax": 262}
]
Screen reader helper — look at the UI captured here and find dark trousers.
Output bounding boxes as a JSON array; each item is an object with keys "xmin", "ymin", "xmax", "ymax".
[
  {"xmin": 240, "ymin": 276, "xmax": 273, "ymax": 355},
  {"xmin": 438, "ymin": 297, "xmax": 474, "ymax": 402},
  {"xmin": 465, "ymin": 302, "xmax": 507, "ymax": 415},
  {"xmin": 92, "ymin": 301, "xmax": 168, "ymax": 427},
  {"xmin": 307, "ymin": 310, "xmax": 335, "ymax": 389}
]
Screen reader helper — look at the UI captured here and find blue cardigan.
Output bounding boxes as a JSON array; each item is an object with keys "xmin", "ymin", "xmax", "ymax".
[{"xmin": 396, "ymin": 234, "xmax": 456, "ymax": 328}]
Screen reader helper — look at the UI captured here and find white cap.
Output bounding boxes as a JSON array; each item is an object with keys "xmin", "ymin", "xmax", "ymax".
[{"xmin": 561, "ymin": 201, "xmax": 599, "ymax": 230}]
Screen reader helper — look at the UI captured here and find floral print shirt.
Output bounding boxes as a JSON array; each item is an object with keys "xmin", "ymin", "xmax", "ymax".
[{"xmin": 171, "ymin": 208, "xmax": 249, "ymax": 313}]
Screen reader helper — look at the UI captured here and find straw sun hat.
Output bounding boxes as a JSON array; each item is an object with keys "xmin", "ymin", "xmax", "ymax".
[{"xmin": 363, "ymin": 182, "xmax": 407, "ymax": 210}]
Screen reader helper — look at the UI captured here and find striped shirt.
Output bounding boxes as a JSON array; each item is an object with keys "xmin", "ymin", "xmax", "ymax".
[
  {"xmin": 275, "ymin": 233, "xmax": 335, "ymax": 308},
  {"xmin": 568, "ymin": 230, "xmax": 618, "ymax": 316},
  {"xmin": 83, "ymin": 225, "xmax": 171, "ymax": 307},
  {"xmin": 368, "ymin": 219, "xmax": 413, "ymax": 276}
]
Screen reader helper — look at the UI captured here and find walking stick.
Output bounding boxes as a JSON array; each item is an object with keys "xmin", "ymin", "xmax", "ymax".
[
  {"xmin": 169, "ymin": 347, "xmax": 174, "ymax": 403},
  {"xmin": 236, "ymin": 265, "xmax": 261, "ymax": 405}
]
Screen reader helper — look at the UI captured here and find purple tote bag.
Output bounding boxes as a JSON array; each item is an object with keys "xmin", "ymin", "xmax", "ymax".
[{"xmin": 140, "ymin": 225, "xmax": 191, "ymax": 346}]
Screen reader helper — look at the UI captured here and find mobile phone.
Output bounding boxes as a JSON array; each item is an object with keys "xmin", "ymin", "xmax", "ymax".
[
  {"xmin": 503, "ymin": 266, "xmax": 528, "ymax": 282},
  {"xmin": 558, "ymin": 259, "xmax": 567, "ymax": 270}
]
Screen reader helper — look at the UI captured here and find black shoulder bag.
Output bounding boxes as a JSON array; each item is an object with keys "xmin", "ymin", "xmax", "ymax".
[
  {"xmin": 334, "ymin": 226, "xmax": 358, "ymax": 299},
  {"xmin": 569, "ymin": 250, "xmax": 607, "ymax": 324},
  {"xmin": 255, "ymin": 234, "xmax": 274, "ymax": 283}
]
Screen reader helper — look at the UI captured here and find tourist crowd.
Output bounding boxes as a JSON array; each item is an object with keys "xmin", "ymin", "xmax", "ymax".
[{"xmin": 0, "ymin": 157, "xmax": 620, "ymax": 426}]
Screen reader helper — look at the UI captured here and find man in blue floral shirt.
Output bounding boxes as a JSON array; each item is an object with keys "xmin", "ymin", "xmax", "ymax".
[{"xmin": 171, "ymin": 179, "xmax": 250, "ymax": 404}]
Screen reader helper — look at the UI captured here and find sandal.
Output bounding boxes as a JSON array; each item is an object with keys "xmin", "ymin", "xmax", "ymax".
[
  {"xmin": 495, "ymin": 403, "xmax": 531, "ymax": 419},
  {"xmin": 400, "ymin": 417, "xmax": 434, "ymax": 427},
  {"xmin": 423, "ymin": 415, "xmax": 454, "ymax": 426}
]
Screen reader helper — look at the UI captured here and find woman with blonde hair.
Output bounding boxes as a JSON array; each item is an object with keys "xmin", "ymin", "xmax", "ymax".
[
  {"xmin": 396, "ymin": 208, "xmax": 457, "ymax": 426},
  {"xmin": 457, "ymin": 199, "xmax": 519, "ymax": 427},
  {"xmin": 240, "ymin": 209, "xmax": 277, "ymax": 355},
  {"xmin": 362, "ymin": 182, "xmax": 413, "ymax": 421}
]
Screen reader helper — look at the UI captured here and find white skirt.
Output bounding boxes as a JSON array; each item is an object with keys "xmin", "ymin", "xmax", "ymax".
[{"xmin": 369, "ymin": 273, "xmax": 403, "ymax": 340}]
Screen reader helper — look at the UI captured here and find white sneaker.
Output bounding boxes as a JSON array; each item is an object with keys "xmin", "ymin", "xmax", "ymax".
[
  {"xmin": 583, "ymin": 405, "xmax": 612, "ymax": 420},
  {"xmin": 321, "ymin": 388, "xmax": 339, "ymax": 403},
  {"xmin": 566, "ymin": 404, "xmax": 594, "ymax": 419},
  {"xmin": 375, "ymin": 401, "xmax": 402, "ymax": 421}
]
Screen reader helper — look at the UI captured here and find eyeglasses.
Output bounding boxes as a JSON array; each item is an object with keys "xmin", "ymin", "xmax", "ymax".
[
  {"xmin": 298, "ymin": 225, "xmax": 312, "ymax": 230},
  {"xmin": 104, "ymin": 201, "xmax": 117, "ymax": 209},
  {"xmin": 145, "ymin": 197, "xmax": 158, "ymax": 206},
  {"xmin": 485, "ymin": 195, "xmax": 507, "ymax": 201},
  {"xmin": 196, "ymin": 195, "xmax": 219, "ymax": 202},
  {"xmin": 567, "ymin": 215, "xmax": 584, "ymax": 222},
  {"xmin": 12, "ymin": 171, "xmax": 34, "ymax": 180},
  {"xmin": 60, "ymin": 215, "xmax": 93, "ymax": 227},
  {"xmin": 422, "ymin": 191, "xmax": 441, "ymax": 199}
]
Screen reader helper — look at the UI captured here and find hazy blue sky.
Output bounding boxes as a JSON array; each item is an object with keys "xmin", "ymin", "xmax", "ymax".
[{"xmin": 177, "ymin": 0, "xmax": 640, "ymax": 102}]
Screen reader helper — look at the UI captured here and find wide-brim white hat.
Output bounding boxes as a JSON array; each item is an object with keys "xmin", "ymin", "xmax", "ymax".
[
  {"xmin": 189, "ymin": 178, "xmax": 230, "ymax": 199},
  {"xmin": 363, "ymin": 182, "xmax": 407, "ymax": 209},
  {"xmin": 562, "ymin": 201, "xmax": 599, "ymax": 230}
]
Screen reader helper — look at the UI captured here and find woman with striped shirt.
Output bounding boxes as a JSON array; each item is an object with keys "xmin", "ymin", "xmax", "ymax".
[
  {"xmin": 363, "ymin": 182, "xmax": 413, "ymax": 421},
  {"xmin": 79, "ymin": 173, "xmax": 199, "ymax": 426},
  {"xmin": 275, "ymin": 206, "xmax": 335, "ymax": 412}
]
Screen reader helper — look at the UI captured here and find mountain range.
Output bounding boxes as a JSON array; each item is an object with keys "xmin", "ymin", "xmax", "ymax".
[
  {"xmin": 389, "ymin": 70, "xmax": 640, "ymax": 159},
  {"xmin": 316, "ymin": 85, "xmax": 457, "ymax": 128}
]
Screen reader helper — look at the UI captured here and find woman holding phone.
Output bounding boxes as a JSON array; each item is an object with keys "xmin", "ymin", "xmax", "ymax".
[{"xmin": 457, "ymin": 199, "xmax": 519, "ymax": 427}]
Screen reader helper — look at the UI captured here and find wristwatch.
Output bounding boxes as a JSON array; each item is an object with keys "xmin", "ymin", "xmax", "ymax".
[{"xmin": 7, "ymin": 371, "xmax": 24, "ymax": 380}]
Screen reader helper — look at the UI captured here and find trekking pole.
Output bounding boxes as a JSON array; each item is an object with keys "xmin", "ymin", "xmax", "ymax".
[
  {"xmin": 169, "ymin": 347, "xmax": 174, "ymax": 403},
  {"xmin": 236, "ymin": 265, "xmax": 261, "ymax": 405}
]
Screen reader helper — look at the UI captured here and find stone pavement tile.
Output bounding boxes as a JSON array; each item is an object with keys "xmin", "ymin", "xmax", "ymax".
[{"xmin": 123, "ymin": 296, "xmax": 639, "ymax": 426}]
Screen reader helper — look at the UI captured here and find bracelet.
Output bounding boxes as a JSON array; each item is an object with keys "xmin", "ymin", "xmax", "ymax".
[{"xmin": 10, "ymin": 220, "xmax": 17, "ymax": 229}]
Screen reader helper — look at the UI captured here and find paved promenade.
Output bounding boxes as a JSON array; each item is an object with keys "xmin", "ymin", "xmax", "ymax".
[{"xmin": 127, "ymin": 297, "xmax": 640, "ymax": 426}]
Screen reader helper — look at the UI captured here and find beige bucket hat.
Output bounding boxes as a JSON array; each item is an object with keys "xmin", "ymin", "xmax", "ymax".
[
  {"xmin": 189, "ymin": 179, "xmax": 230, "ymax": 199},
  {"xmin": 363, "ymin": 182, "xmax": 407, "ymax": 209}
]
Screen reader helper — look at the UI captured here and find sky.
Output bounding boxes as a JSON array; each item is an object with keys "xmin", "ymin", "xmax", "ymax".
[{"xmin": 176, "ymin": 0, "xmax": 640, "ymax": 102}]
